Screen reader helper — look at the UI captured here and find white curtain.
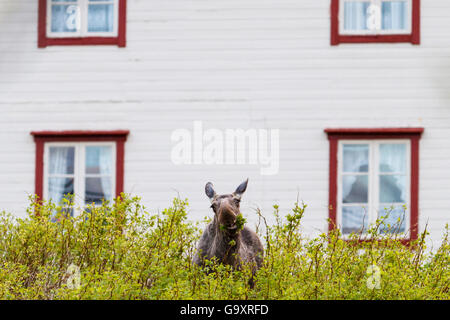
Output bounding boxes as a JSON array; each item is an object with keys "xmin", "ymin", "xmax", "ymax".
[
  {"xmin": 382, "ymin": 1, "xmax": 407, "ymax": 30},
  {"xmin": 344, "ymin": 1, "xmax": 370, "ymax": 31},
  {"xmin": 379, "ymin": 143, "xmax": 407, "ymax": 204},
  {"xmin": 343, "ymin": 144, "xmax": 369, "ymax": 173},
  {"xmin": 344, "ymin": 1, "xmax": 407, "ymax": 31},
  {"xmin": 98, "ymin": 146, "xmax": 113, "ymax": 201},
  {"xmin": 51, "ymin": 3, "xmax": 80, "ymax": 33},
  {"xmin": 88, "ymin": 3, "xmax": 114, "ymax": 32},
  {"xmin": 49, "ymin": 147, "xmax": 72, "ymax": 203},
  {"xmin": 379, "ymin": 144, "xmax": 406, "ymax": 173}
]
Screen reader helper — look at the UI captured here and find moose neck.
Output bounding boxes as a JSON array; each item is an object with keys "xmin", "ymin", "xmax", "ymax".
[{"xmin": 212, "ymin": 217, "xmax": 242, "ymax": 265}]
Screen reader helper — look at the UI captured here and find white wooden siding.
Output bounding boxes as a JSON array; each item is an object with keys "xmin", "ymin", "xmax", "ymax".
[{"xmin": 0, "ymin": 0, "xmax": 449, "ymax": 249}]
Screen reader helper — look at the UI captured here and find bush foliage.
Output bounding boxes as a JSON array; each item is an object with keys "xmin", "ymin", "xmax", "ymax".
[{"xmin": 0, "ymin": 195, "xmax": 448, "ymax": 300}]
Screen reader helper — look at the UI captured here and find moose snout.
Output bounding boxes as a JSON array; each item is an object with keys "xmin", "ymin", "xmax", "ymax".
[{"xmin": 217, "ymin": 204, "xmax": 238, "ymax": 229}]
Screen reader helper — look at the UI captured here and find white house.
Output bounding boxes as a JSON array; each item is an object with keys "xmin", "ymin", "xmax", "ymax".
[{"xmin": 0, "ymin": 0, "xmax": 449, "ymax": 249}]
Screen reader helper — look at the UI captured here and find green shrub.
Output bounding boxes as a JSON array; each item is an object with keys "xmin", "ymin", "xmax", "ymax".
[{"xmin": 0, "ymin": 195, "xmax": 448, "ymax": 300}]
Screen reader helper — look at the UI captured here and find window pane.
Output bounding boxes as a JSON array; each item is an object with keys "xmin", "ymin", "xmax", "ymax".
[
  {"xmin": 85, "ymin": 177, "xmax": 112, "ymax": 204},
  {"xmin": 88, "ymin": 4, "xmax": 114, "ymax": 32},
  {"xmin": 380, "ymin": 175, "xmax": 406, "ymax": 203},
  {"xmin": 343, "ymin": 1, "xmax": 370, "ymax": 31},
  {"xmin": 343, "ymin": 175, "xmax": 368, "ymax": 203},
  {"xmin": 51, "ymin": 4, "xmax": 80, "ymax": 32},
  {"xmin": 380, "ymin": 143, "xmax": 406, "ymax": 173},
  {"xmin": 382, "ymin": 1, "xmax": 408, "ymax": 30},
  {"xmin": 86, "ymin": 146, "xmax": 113, "ymax": 174},
  {"xmin": 49, "ymin": 147, "xmax": 75, "ymax": 174},
  {"xmin": 48, "ymin": 177, "xmax": 74, "ymax": 203},
  {"xmin": 343, "ymin": 144, "xmax": 369, "ymax": 172},
  {"xmin": 378, "ymin": 205, "xmax": 407, "ymax": 234},
  {"xmin": 342, "ymin": 206, "xmax": 368, "ymax": 234}
]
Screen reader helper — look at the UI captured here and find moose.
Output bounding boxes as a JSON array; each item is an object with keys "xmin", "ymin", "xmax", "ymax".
[{"xmin": 193, "ymin": 179, "xmax": 264, "ymax": 285}]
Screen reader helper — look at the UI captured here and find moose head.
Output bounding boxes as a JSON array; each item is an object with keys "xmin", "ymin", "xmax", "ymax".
[{"xmin": 205, "ymin": 179, "xmax": 248, "ymax": 234}]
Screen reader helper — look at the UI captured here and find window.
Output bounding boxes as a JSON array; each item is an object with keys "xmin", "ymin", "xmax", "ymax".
[
  {"xmin": 339, "ymin": 141, "xmax": 409, "ymax": 235},
  {"xmin": 31, "ymin": 130, "xmax": 129, "ymax": 216},
  {"xmin": 325, "ymin": 128, "xmax": 423, "ymax": 242},
  {"xmin": 330, "ymin": 0, "xmax": 420, "ymax": 45},
  {"xmin": 45, "ymin": 143, "xmax": 115, "ymax": 215},
  {"xmin": 38, "ymin": 0, "xmax": 127, "ymax": 48}
]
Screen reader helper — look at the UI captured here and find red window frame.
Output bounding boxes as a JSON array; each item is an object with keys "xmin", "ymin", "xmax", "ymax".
[
  {"xmin": 330, "ymin": 0, "xmax": 420, "ymax": 45},
  {"xmin": 38, "ymin": 0, "xmax": 127, "ymax": 48},
  {"xmin": 31, "ymin": 130, "xmax": 129, "ymax": 201},
  {"xmin": 325, "ymin": 128, "xmax": 424, "ymax": 243}
]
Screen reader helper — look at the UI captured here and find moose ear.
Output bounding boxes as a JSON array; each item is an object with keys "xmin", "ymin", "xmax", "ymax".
[
  {"xmin": 205, "ymin": 182, "xmax": 216, "ymax": 201},
  {"xmin": 233, "ymin": 178, "xmax": 249, "ymax": 200}
]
